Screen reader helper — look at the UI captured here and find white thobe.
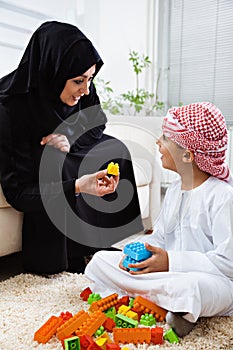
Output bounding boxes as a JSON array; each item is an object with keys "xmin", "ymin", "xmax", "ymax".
[{"xmin": 85, "ymin": 177, "xmax": 233, "ymax": 322}]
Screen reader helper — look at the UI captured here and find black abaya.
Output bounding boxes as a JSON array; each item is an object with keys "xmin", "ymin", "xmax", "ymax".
[{"xmin": 0, "ymin": 21, "xmax": 143, "ymax": 274}]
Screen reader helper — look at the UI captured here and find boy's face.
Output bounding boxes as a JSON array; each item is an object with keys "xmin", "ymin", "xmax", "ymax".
[{"xmin": 156, "ymin": 134, "xmax": 187, "ymax": 173}]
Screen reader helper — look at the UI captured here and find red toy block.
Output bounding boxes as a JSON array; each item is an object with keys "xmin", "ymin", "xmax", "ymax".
[
  {"xmin": 115, "ymin": 296, "xmax": 130, "ymax": 312},
  {"xmin": 60, "ymin": 311, "xmax": 73, "ymax": 323},
  {"xmin": 151, "ymin": 327, "xmax": 163, "ymax": 345},
  {"xmin": 80, "ymin": 287, "xmax": 93, "ymax": 301},
  {"xmin": 113, "ymin": 327, "xmax": 151, "ymax": 345},
  {"xmin": 89, "ymin": 293, "xmax": 119, "ymax": 313},
  {"xmin": 57, "ymin": 310, "xmax": 90, "ymax": 340},
  {"xmin": 103, "ymin": 318, "xmax": 116, "ymax": 332},
  {"xmin": 34, "ymin": 315, "xmax": 63, "ymax": 344},
  {"xmin": 106, "ymin": 344, "xmax": 121, "ymax": 350},
  {"xmin": 80, "ymin": 335, "xmax": 94, "ymax": 350},
  {"xmin": 133, "ymin": 296, "xmax": 167, "ymax": 322}
]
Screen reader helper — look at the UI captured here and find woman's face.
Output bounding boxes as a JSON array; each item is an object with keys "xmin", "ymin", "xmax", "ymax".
[{"xmin": 60, "ymin": 65, "xmax": 96, "ymax": 106}]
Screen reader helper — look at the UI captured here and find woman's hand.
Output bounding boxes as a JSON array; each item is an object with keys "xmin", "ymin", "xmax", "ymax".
[
  {"xmin": 119, "ymin": 242, "xmax": 169, "ymax": 274},
  {"xmin": 75, "ymin": 169, "xmax": 119, "ymax": 197},
  {"xmin": 40, "ymin": 134, "xmax": 70, "ymax": 153}
]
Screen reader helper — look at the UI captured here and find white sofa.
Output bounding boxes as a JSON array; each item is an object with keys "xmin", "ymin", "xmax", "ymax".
[
  {"xmin": 105, "ymin": 115, "xmax": 163, "ymax": 231},
  {"xmin": 0, "ymin": 115, "xmax": 163, "ymax": 257},
  {"xmin": 0, "ymin": 185, "xmax": 23, "ymax": 257}
]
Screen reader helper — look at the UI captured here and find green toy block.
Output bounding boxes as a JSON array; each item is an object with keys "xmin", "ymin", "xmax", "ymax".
[
  {"xmin": 95, "ymin": 325, "xmax": 105, "ymax": 337},
  {"xmin": 104, "ymin": 306, "xmax": 116, "ymax": 319},
  {"xmin": 87, "ymin": 293, "xmax": 101, "ymax": 305},
  {"xmin": 115, "ymin": 313, "xmax": 138, "ymax": 328},
  {"xmin": 140, "ymin": 313, "xmax": 156, "ymax": 326},
  {"xmin": 164, "ymin": 328, "xmax": 179, "ymax": 344},
  {"xmin": 129, "ymin": 298, "xmax": 135, "ymax": 308},
  {"xmin": 64, "ymin": 336, "xmax": 80, "ymax": 350}
]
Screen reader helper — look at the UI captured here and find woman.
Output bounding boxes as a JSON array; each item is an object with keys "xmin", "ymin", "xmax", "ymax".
[{"xmin": 0, "ymin": 21, "xmax": 143, "ymax": 274}]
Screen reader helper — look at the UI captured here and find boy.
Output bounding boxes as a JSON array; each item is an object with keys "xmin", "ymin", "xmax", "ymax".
[{"xmin": 85, "ymin": 102, "xmax": 233, "ymax": 336}]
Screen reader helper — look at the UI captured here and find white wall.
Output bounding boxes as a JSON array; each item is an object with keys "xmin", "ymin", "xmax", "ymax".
[
  {"xmin": 0, "ymin": 0, "xmax": 157, "ymax": 98},
  {"xmin": 0, "ymin": 0, "xmax": 81, "ymax": 77}
]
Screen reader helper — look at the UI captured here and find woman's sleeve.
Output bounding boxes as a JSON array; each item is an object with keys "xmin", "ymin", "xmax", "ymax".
[{"xmin": 0, "ymin": 103, "xmax": 75, "ymax": 212}]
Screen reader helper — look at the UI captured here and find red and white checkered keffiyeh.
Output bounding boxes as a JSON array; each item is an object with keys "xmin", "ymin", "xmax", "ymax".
[{"xmin": 162, "ymin": 102, "xmax": 232, "ymax": 183}]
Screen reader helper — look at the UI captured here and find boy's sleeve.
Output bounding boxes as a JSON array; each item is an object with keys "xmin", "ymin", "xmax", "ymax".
[{"xmin": 168, "ymin": 196, "xmax": 233, "ymax": 279}]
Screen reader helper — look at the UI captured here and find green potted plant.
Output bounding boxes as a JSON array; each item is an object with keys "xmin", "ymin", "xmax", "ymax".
[{"xmin": 95, "ymin": 50, "xmax": 164, "ymax": 116}]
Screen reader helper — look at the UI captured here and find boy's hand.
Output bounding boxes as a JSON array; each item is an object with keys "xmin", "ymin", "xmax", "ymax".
[{"xmin": 119, "ymin": 243, "xmax": 169, "ymax": 274}]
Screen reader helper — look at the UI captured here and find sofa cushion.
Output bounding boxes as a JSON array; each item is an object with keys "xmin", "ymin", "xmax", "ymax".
[
  {"xmin": 132, "ymin": 158, "xmax": 152, "ymax": 187},
  {"xmin": 0, "ymin": 185, "xmax": 10, "ymax": 208}
]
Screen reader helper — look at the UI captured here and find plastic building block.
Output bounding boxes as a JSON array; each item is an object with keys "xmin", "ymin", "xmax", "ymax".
[
  {"xmin": 125, "ymin": 310, "xmax": 138, "ymax": 321},
  {"xmin": 103, "ymin": 317, "xmax": 116, "ymax": 332},
  {"xmin": 104, "ymin": 307, "xmax": 116, "ymax": 320},
  {"xmin": 80, "ymin": 335, "xmax": 94, "ymax": 350},
  {"xmin": 107, "ymin": 162, "xmax": 119, "ymax": 176},
  {"xmin": 151, "ymin": 327, "xmax": 163, "ymax": 345},
  {"xmin": 57, "ymin": 310, "xmax": 90, "ymax": 340},
  {"xmin": 115, "ymin": 314, "xmax": 138, "ymax": 328},
  {"xmin": 117, "ymin": 305, "xmax": 131, "ymax": 315},
  {"xmin": 76, "ymin": 310, "xmax": 107, "ymax": 337},
  {"xmin": 88, "ymin": 293, "xmax": 102, "ymax": 305},
  {"xmin": 140, "ymin": 313, "xmax": 156, "ymax": 326},
  {"xmin": 129, "ymin": 298, "xmax": 134, "ymax": 308},
  {"xmin": 60, "ymin": 311, "xmax": 73, "ymax": 323},
  {"xmin": 95, "ymin": 331, "xmax": 113, "ymax": 350},
  {"xmin": 106, "ymin": 344, "xmax": 121, "ymax": 350},
  {"xmin": 164, "ymin": 328, "xmax": 179, "ymax": 344},
  {"xmin": 80, "ymin": 287, "xmax": 93, "ymax": 301},
  {"xmin": 64, "ymin": 336, "xmax": 80, "ymax": 350},
  {"xmin": 124, "ymin": 242, "xmax": 152, "ymax": 261},
  {"xmin": 89, "ymin": 293, "xmax": 119, "ymax": 312},
  {"xmin": 95, "ymin": 326, "xmax": 105, "ymax": 337},
  {"xmin": 133, "ymin": 296, "xmax": 167, "ymax": 322},
  {"xmin": 34, "ymin": 315, "xmax": 63, "ymax": 344},
  {"xmin": 122, "ymin": 255, "xmax": 141, "ymax": 271},
  {"xmin": 113, "ymin": 327, "xmax": 151, "ymax": 344}
]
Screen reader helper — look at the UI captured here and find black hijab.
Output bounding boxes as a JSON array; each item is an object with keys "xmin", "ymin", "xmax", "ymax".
[{"xmin": 0, "ymin": 21, "xmax": 106, "ymax": 137}]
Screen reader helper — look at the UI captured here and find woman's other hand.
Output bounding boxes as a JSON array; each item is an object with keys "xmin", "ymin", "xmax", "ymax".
[
  {"xmin": 40, "ymin": 134, "xmax": 70, "ymax": 153},
  {"xmin": 119, "ymin": 243, "xmax": 169, "ymax": 274},
  {"xmin": 75, "ymin": 169, "xmax": 119, "ymax": 197}
]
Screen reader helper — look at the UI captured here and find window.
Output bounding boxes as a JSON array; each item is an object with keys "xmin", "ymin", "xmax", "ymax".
[{"xmin": 167, "ymin": 0, "xmax": 233, "ymax": 125}]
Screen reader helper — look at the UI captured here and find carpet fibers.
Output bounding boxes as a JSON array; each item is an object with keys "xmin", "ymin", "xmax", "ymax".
[{"xmin": 0, "ymin": 272, "xmax": 232, "ymax": 350}]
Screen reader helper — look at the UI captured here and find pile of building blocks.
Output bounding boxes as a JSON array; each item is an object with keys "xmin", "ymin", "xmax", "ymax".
[
  {"xmin": 34, "ymin": 289, "xmax": 179, "ymax": 349},
  {"xmin": 122, "ymin": 242, "xmax": 152, "ymax": 271}
]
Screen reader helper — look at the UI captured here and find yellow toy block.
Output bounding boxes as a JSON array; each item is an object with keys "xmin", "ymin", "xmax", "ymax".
[{"xmin": 107, "ymin": 162, "xmax": 119, "ymax": 176}]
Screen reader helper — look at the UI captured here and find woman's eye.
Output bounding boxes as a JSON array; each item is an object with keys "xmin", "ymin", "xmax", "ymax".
[{"xmin": 74, "ymin": 79, "xmax": 84, "ymax": 85}]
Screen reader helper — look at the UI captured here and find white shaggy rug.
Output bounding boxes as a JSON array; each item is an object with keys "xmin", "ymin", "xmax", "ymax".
[{"xmin": 0, "ymin": 272, "xmax": 233, "ymax": 350}]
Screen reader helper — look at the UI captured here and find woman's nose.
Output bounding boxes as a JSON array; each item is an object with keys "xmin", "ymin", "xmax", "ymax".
[{"xmin": 82, "ymin": 82, "xmax": 89, "ymax": 95}]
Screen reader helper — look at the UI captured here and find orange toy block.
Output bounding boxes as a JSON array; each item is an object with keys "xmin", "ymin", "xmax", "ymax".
[
  {"xmin": 133, "ymin": 296, "xmax": 167, "ymax": 322},
  {"xmin": 34, "ymin": 315, "xmax": 63, "ymax": 344},
  {"xmin": 151, "ymin": 327, "xmax": 164, "ymax": 345},
  {"xmin": 57, "ymin": 310, "xmax": 90, "ymax": 340},
  {"xmin": 76, "ymin": 310, "xmax": 107, "ymax": 337},
  {"xmin": 113, "ymin": 327, "xmax": 151, "ymax": 345},
  {"xmin": 89, "ymin": 293, "xmax": 119, "ymax": 313}
]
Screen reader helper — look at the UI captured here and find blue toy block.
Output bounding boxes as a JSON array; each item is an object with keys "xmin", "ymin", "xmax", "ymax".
[
  {"xmin": 64, "ymin": 336, "xmax": 80, "ymax": 350},
  {"xmin": 123, "ymin": 242, "xmax": 152, "ymax": 261},
  {"xmin": 122, "ymin": 255, "xmax": 141, "ymax": 271}
]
